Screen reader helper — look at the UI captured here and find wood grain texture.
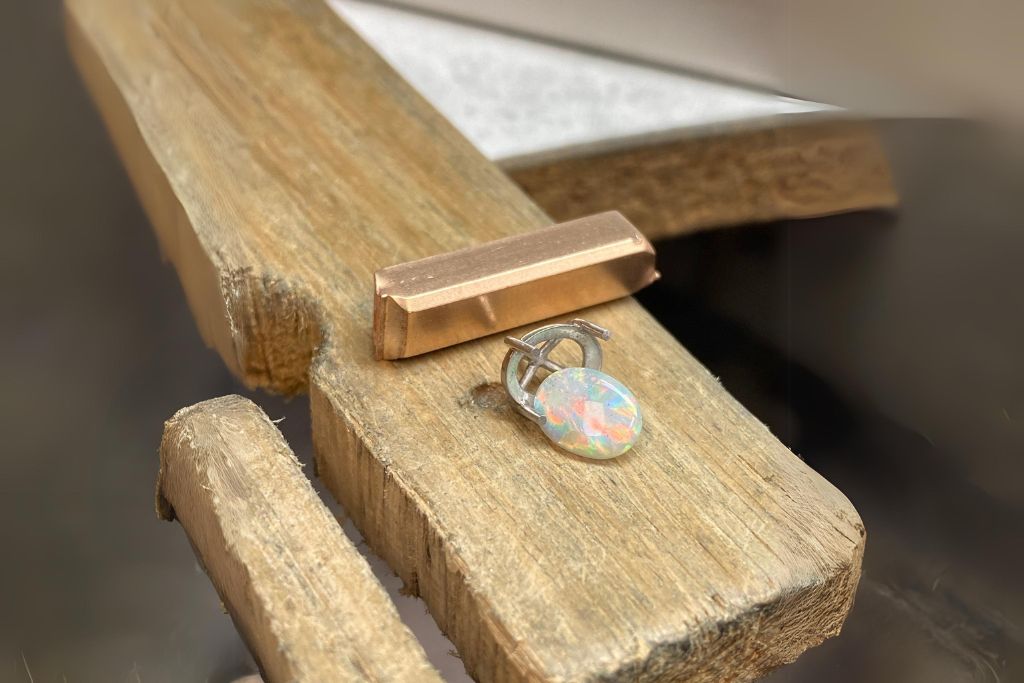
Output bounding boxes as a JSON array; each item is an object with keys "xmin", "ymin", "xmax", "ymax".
[
  {"xmin": 68, "ymin": 1, "xmax": 865, "ymax": 680},
  {"xmin": 157, "ymin": 395, "xmax": 442, "ymax": 683},
  {"xmin": 508, "ymin": 119, "xmax": 898, "ymax": 240}
]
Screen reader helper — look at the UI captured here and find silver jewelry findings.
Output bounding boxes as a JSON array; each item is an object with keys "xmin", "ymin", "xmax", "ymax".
[{"xmin": 501, "ymin": 319, "xmax": 642, "ymax": 459}]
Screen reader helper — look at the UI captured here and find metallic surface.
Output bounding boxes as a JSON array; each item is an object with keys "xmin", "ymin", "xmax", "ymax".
[
  {"xmin": 373, "ymin": 211, "xmax": 658, "ymax": 359},
  {"xmin": 501, "ymin": 319, "xmax": 608, "ymax": 423}
]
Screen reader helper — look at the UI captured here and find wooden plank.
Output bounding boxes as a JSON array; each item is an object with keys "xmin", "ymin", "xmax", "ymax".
[
  {"xmin": 508, "ymin": 119, "xmax": 899, "ymax": 240},
  {"xmin": 157, "ymin": 395, "xmax": 442, "ymax": 683},
  {"xmin": 68, "ymin": 1, "xmax": 866, "ymax": 680}
]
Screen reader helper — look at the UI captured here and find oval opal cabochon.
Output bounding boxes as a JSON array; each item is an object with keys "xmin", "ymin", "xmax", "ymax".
[{"xmin": 533, "ymin": 367, "xmax": 642, "ymax": 459}]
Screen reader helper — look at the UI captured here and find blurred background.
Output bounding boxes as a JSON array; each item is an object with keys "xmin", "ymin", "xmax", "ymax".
[{"xmin": 1, "ymin": 1, "xmax": 1021, "ymax": 681}]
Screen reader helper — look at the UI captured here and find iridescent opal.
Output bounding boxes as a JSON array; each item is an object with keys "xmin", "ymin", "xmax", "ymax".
[{"xmin": 533, "ymin": 367, "xmax": 642, "ymax": 459}]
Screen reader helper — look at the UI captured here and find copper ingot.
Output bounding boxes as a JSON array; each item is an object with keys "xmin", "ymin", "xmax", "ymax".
[{"xmin": 373, "ymin": 211, "xmax": 659, "ymax": 359}]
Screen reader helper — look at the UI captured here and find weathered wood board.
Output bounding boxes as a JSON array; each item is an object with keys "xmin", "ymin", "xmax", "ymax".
[
  {"xmin": 157, "ymin": 395, "xmax": 442, "ymax": 683},
  {"xmin": 509, "ymin": 119, "xmax": 898, "ymax": 240},
  {"xmin": 68, "ymin": 1, "xmax": 865, "ymax": 680}
]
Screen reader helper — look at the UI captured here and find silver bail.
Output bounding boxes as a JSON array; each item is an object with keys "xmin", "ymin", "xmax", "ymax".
[{"xmin": 500, "ymin": 319, "xmax": 608, "ymax": 424}]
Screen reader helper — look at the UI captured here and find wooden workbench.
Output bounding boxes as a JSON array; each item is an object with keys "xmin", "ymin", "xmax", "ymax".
[{"xmin": 67, "ymin": 1, "xmax": 865, "ymax": 680}]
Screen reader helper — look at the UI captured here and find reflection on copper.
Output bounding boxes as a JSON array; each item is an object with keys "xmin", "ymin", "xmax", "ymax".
[{"xmin": 373, "ymin": 211, "xmax": 659, "ymax": 359}]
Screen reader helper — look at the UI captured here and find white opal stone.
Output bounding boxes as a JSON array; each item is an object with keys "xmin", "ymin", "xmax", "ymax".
[{"xmin": 533, "ymin": 367, "xmax": 642, "ymax": 459}]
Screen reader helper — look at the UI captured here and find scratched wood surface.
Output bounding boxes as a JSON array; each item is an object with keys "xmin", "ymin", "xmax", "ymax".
[
  {"xmin": 509, "ymin": 118, "xmax": 898, "ymax": 240},
  {"xmin": 157, "ymin": 395, "xmax": 442, "ymax": 683},
  {"xmin": 67, "ymin": 1, "xmax": 865, "ymax": 680}
]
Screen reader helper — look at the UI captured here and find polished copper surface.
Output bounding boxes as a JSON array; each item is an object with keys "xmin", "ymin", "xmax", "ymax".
[{"xmin": 373, "ymin": 211, "xmax": 659, "ymax": 359}]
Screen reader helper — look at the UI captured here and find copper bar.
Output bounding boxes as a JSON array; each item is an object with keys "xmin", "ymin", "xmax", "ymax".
[{"xmin": 373, "ymin": 211, "xmax": 659, "ymax": 359}]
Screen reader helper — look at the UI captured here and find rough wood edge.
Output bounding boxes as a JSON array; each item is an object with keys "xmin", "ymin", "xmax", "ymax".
[
  {"xmin": 157, "ymin": 395, "xmax": 443, "ymax": 683},
  {"xmin": 64, "ymin": 5, "xmax": 321, "ymax": 394},
  {"xmin": 311, "ymin": 375, "xmax": 866, "ymax": 682},
  {"xmin": 509, "ymin": 118, "xmax": 899, "ymax": 241}
]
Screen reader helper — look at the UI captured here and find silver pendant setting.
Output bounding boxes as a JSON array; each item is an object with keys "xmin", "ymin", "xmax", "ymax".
[{"xmin": 501, "ymin": 319, "xmax": 642, "ymax": 459}]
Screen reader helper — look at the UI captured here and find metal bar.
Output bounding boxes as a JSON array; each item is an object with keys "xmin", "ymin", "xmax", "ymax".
[{"xmin": 373, "ymin": 211, "xmax": 658, "ymax": 359}]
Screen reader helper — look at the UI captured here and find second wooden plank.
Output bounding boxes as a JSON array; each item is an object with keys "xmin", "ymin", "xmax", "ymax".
[
  {"xmin": 158, "ymin": 395, "xmax": 442, "ymax": 683},
  {"xmin": 510, "ymin": 118, "xmax": 898, "ymax": 240}
]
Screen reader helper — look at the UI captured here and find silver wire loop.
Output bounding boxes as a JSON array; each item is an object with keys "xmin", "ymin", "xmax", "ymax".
[{"xmin": 501, "ymin": 319, "xmax": 610, "ymax": 424}]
